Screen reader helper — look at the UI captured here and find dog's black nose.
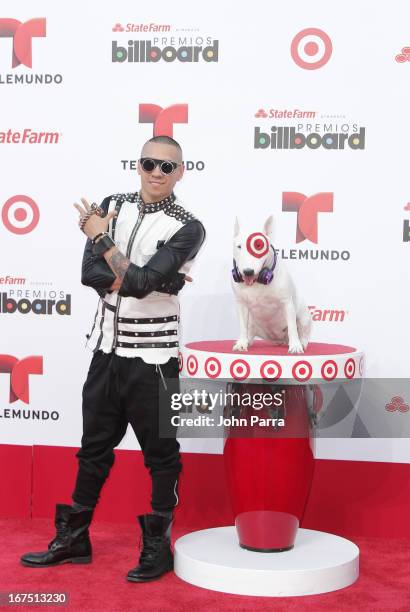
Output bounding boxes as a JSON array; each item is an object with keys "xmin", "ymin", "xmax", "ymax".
[{"xmin": 243, "ymin": 268, "xmax": 254, "ymax": 277}]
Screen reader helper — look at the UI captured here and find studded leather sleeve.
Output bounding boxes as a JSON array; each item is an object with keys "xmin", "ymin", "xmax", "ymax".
[
  {"xmin": 81, "ymin": 196, "xmax": 116, "ymax": 297},
  {"xmin": 118, "ymin": 219, "xmax": 205, "ymax": 299}
]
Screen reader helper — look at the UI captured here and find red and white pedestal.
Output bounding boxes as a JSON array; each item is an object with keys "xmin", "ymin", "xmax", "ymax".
[
  {"xmin": 180, "ymin": 340, "xmax": 364, "ymax": 383},
  {"xmin": 175, "ymin": 340, "xmax": 363, "ymax": 596}
]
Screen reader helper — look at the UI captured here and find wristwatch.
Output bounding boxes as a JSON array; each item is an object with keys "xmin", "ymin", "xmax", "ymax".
[{"xmin": 92, "ymin": 233, "xmax": 115, "ymax": 257}]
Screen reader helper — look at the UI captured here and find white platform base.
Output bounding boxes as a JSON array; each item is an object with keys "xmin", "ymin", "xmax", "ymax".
[{"xmin": 174, "ymin": 527, "xmax": 359, "ymax": 597}]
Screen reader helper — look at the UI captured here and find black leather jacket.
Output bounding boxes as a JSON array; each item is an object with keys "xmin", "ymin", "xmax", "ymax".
[{"xmin": 81, "ymin": 195, "xmax": 205, "ymax": 299}]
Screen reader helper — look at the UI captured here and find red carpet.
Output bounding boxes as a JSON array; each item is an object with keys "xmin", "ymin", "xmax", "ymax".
[{"xmin": 2, "ymin": 518, "xmax": 410, "ymax": 611}]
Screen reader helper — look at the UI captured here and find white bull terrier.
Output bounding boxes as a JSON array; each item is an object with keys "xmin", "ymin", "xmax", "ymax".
[{"xmin": 232, "ymin": 215, "xmax": 311, "ymax": 354}]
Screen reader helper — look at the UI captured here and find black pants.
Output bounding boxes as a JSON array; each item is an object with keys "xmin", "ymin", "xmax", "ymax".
[{"xmin": 72, "ymin": 350, "xmax": 182, "ymax": 512}]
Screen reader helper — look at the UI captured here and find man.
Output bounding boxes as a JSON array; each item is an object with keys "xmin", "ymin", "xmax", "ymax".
[{"xmin": 20, "ymin": 136, "xmax": 205, "ymax": 582}]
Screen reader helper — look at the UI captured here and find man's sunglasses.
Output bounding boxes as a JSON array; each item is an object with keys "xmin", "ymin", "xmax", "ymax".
[{"xmin": 139, "ymin": 157, "xmax": 182, "ymax": 175}]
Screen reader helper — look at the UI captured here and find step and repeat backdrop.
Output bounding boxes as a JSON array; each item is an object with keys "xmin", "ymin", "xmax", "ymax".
[{"xmin": 0, "ymin": 1, "xmax": 409, "ymax": 462}]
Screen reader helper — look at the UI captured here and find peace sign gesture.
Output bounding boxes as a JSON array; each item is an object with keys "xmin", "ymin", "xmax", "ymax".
[{"xmin": 73, "ymin": 197, "xmax": 116, "ymax": 240}]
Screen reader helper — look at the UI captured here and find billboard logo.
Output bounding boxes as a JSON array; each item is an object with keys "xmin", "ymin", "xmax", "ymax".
[
  {"xmin": 112, "ymin": 39, "xmax": 218, "ymax": 63},
  {"xmin": 0, "ymin": 355, "xmax": 43, "ymax": 404},
  {"xmin": 0, "ymin": 18, "xmax": 46, "ymax": 68},
  {"xmin": 282, "ymin": 192, "xmax": 333, "ymax": 243},
  {"xmin": 1, "ymin": 195, "xmax": 40, "ymax": 234},
  {"xmin": 254, "ymin": 126, "xmax": 365, "ymax": 150},
  {"xmin": 0, "ymin": 293, "xmax": 71, "ymax": 315},
  {"xmin": 291, "ymin": 28, "xmax": 332, "ymax": 70},
  {"xmin": 139, "ymin": 103, "xmax": 188, "ymax": 137}
]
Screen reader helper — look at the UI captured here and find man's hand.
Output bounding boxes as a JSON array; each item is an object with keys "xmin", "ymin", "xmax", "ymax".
[
  {"xmin": 109, "ymin": 278, "xmax": 123, "ymax": 291},
  {"xmin": 74, "ymin": 197, "xmax": 116, "ymax": 240}
]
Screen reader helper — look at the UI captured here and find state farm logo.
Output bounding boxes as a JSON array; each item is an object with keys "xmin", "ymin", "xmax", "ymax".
[
  {"xmin": 308, "ymin": 306, "xmax": 348, "ymax": 322},
  {"xmin": 0, "ymin": 129, "xmax": 60, "ymax": 144},
  {"xmin": 255, "ymin": 108, "xmax": 316, "ymax": 119},
  {"xmin": 385, "ymin": 396, "xmax": 409, "ymax": 413},
  {"xmin": 139, "ymin": 103, "xmax": 188, "ymax": 137},
  {"xmin": 0, "ymin": 355, "xmax": 42, "ymax": 403},
  {"xmin": 1, "ymin": 195, "xmax": 40, "ymax": 234},
  {"xmin": 395, "ymin": 47, "xmax": 410, "ymax": 63},
  {"xmin": 282, "ymin": 192, "xmax": 333, "ymax": 243},
  {"xmin": 122, "ymin": 103, "xmax": 205, "ymax": 172},
  {"xmin": 112, "ymin": 23, "xmax": 171, "ymax": 33},
  {"xmin": 277, "ymin": 192, "xmax": 350, "ymax": 262},
  {"xmin": 291, "ymin": 28, "xmax": 332, "ymax": 70},
  {"xmin": 0, "ymin": 17, "xmax": 62, "ymax": 85}
]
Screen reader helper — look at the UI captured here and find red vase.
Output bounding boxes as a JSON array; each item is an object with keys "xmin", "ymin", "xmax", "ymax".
[{"xmin": 224, "ymin": 384, "xmax": 315, "ymax": 552}]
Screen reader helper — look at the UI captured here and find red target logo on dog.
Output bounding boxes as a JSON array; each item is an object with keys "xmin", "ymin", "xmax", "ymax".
[{"xmin": 246, "ymin": 232, "xmax": 269, "ymax": 258}]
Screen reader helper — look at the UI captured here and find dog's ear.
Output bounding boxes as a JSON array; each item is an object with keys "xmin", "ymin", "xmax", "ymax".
[
  {"xmin": 234, "ymin": 216, "xmax": 240, "ymax": 237},
  {"xmin": 263, "ymin": 215, "xmax": 274, "ymax": 237}
]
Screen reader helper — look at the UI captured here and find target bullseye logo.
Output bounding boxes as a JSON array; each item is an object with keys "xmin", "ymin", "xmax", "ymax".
[
  {"xmin": 344, "ymin": 358, "xmax": 355, "ymax": 379},
  {"xmin": 178, "ymin": 351, "xmax": 183, "ymax": 372},
  {"xmin": 230, "ymin": 358, "xmax": 250, "ymax": 381},
  {"xmin": 260, "ymin": 360, "xmax": 282, "ymax": 381},
  {"xmin": 246, "ymin": 232, "xmax": 269, "ymax": 258},
  {"xmin": 292, "ymin": 360, "xmax": 313, "ymax": 381},
  {"xmin": 321, "ymin": 360, "xmax": 338, "ymax": 381},
  {"xmin": 2, "ymin": 195, "xmax": 40, "ymax": 235},
  {"xmin": 186, "ymin": 354, "xmax": 198, "ymax": 376},
  {"xmin": 205, "ymin": 356, "xmax": 221, "ymax": 379},
  {"xmin": 291, "ymin": 28, "xmax": 332, "ymax": 70}
]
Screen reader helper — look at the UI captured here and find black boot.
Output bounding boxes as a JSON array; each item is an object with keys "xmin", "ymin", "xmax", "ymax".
[
  {"xmin": 20, "ymin": 504, "xmax": 93, "ymax": 568},
  {"xmin": 127, "ymin": 514, "xmax": 173, "ymax": 582}
]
